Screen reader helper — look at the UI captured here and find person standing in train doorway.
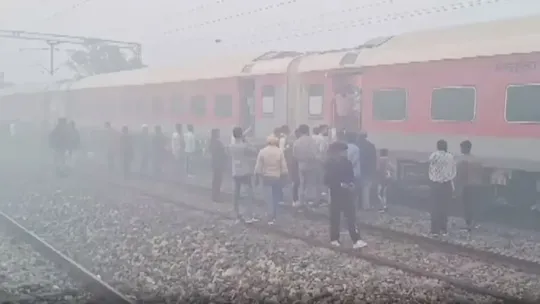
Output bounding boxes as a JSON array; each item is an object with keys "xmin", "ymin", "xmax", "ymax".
[
  {"xmin": 209, "ymin": 128, "xmax": 227, "ymax": 202},
  {"xmin": 293, "ymin": 124, "xmax": 318, "ymax": 207},
  {"xmin": 171, "ymin": 123, "xmax": 184, "ymax": 179},
  {"xmin": 455, "ymin": 140, "xmax": 483, "ymax": 232},
  {"xmin": 428, "ymin": 139, "xmax": 456, "ymax": 236},
  {"xmin": 184, "ymin": 124, "xmax": 196, "ymax": 178}
]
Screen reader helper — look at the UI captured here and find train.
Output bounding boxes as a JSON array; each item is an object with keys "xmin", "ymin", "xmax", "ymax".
[{"xmin": 2, "ymin": 15, "xmax": 540, "ymax": 206}]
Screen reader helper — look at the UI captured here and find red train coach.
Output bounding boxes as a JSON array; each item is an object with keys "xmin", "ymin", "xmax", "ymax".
[
  {"xmin": 52, "ymin": 52, "xmax": 313, "ymax": 139},
  {"xmin": 356, "ymin": 15, "xmax": 540, "ymax": 203}
]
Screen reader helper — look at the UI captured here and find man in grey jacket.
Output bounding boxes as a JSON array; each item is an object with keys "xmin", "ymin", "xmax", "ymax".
[
  {"xmin": 229, "ymin": 127, "xmax": 258, "ymax": 223},
  {"xmin": 293, "ymin": 124, "xmax": 319, "ymax": 207}
]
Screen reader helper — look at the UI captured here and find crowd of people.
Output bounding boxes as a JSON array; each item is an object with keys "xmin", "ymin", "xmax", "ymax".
[{"xmin": 43, "ymin": 118, "xmax": 483, "ymax": 248}]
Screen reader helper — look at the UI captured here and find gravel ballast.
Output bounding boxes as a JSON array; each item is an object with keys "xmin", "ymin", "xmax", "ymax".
[{"xmin": 0, "ymin": 179, "xmax": 503, "ymax": 303}]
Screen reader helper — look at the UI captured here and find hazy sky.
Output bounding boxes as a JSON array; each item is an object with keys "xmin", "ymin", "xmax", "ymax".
[{"xmin": 0, "ymin": 0, "xmax": 539, "ymax": 83}]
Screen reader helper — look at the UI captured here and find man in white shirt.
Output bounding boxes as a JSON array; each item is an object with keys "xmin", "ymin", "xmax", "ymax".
[
  {"xmin": 183, "ymin": 124, "xmax": 196, "ymax": 177},
  {"xmin": 171, "ymin": 123, "xmax": 183, "ymax": 176},
  {"xmin": 428, "ymin": 139, "xmax": 456, "ymax": 236}
]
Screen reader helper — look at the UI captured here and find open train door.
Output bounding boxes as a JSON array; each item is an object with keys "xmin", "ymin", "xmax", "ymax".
[
  {"xmin": 331, "ymin": 72, "xmax": 362, "ymax": 132},
  {"xmin": 238, "ymin": 77, "xmax": 256, "ymax": 136}
]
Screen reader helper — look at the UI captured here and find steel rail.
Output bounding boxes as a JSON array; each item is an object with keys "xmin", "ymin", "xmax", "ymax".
[
  {"xmin": 0, "ymin": 211, "xmax": 133, "ymax": 304},
  {"xmin": 97, "ymin": 176, "xmax": 537, "ymax": 304},
  {"xmin": 156, "ymin": 176, "xmax": 540, "ymax": 277}
]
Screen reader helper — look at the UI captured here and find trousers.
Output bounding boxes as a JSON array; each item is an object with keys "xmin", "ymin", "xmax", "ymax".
[
  {"xmin": 430, "ymin": 181, "xmax": 453, "ymax": 234},
  {"xmin": 329, "ymin": 187, "xmax": 359, "ymax": 242},
  {"xmin": 233, "ymin": 175, "xmax": 256, "ymax": 219}
]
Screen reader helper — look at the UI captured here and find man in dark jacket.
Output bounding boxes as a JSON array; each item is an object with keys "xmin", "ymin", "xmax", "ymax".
[
  {"xmin": 324, "ymin": 141, "xmax": 367, "ymax": 249},
  {"xmin": 357, "ymin": 132, "xmax": 377, "ymax": 209}
]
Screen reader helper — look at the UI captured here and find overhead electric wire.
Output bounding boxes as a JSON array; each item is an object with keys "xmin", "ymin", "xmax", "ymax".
[
  {"xmin": 162, "ymin": 0, "xmax": 507, "ymax": 49},
  {"xmin": 38, "ymin": 0, "xmax": 94, "ymax": 24},
  {"xmin": 159, "ymin": 0, "xmax": 394, "ymax": 44},
  {"xmin": 104, "ymin": 0, "xmax": 229, "ymax": 40},
  {"xmin": 163, "ymin": 0, "xmax": 303, "ymax": 35}
]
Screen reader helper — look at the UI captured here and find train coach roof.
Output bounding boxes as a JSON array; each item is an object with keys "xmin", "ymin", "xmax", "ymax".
[
  {"xmin": 241, "ymin": 51, "xmax": 303, "ymax": 74},
  {"xmin": 297, "ymin": 50, "xmax": 362, "ymax": 73},
  {"xmin": 70, "ymin": 52, "xmax": 301, "ymax": 90},
  {"xmin": 69, "ymin": 56, "xmax": 252, "ymax": 90},
  {"xmin": 358, "ymin": 14, "xmax": 540, "ymax": 66}
]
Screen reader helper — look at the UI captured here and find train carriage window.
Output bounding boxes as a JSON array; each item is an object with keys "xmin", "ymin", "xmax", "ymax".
[
  {"xmin": 372, "ymin": 89, "xmax": 407, "ymax": 121},
  {"xmin": 506, "ymin": 85, "xmax": 540, "ymax": 123},
  {"xmin": 170, "ymin": 95, "xmax": 183, "ymax": 113},
  {"xmin": 214, "ymin": 94, "xmax": 233, "ymax": 118},
  {"xmin": 190, "ymin": 95, "xmax": 207, "ymax": 117},
  {"xmin": 262, "ymin": 86, "xmax": 275, "ymax": 115},
  {"xmin": 431, "ymin": 87, "xmax": 476, "ymax": 121},
  {"xmin": 151, "ymin": 96, "xmax": 164, "ymax": 116},
  {"xmin": 308, "ymin": 84, "xmax": 324, "ymax": 116}
]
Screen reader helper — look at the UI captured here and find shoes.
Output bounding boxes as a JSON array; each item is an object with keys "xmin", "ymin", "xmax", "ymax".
[
  {"xmin": 353, "ymin": 240, "xmax": 367, "ymax": 249},
  {"xmin": 267, "ymin": 220, "xmax": 275, "ymax": 225},
  {"xmin": 245, "ymin": 217, "xmax": 259, "ymax": 224},
  {"xmin": 330, "ymin": 240, "xmax": 341, "ymax": 247},
  {"xmin": 292, "ymin": 201, "xmax": 301, "ymax": 208}
]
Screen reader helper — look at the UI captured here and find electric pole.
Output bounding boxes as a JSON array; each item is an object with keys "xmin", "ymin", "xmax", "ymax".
[{"xmin": 0, "ymin": 30, "xmax": 142, "ymax": 76}]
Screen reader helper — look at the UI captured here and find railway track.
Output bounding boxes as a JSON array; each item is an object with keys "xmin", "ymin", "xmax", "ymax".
[
  {"xmin": 129, "ymin": 173, "xmax": 540, "ymax": 277},
  {"xmin": 0, "ymin": 210, "xmax": 133, "ymax": 304},
  {"xmin": 89, "ymin": 173, "xmax": 539, "ymax": 304}
]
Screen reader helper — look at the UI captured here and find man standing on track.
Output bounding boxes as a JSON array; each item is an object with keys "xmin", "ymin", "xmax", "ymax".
[
  {"xmin": 120, "ymin": 126, "xmax": 134, "ymax": 179},
  {"xmin": 428, "ymin": 139, "xmax": 456, "ymax": 236},
  {"xmin": 209, "ymin": 128, "xmax": 227, "ymax": 203},
  {"xmin": 230, "ymin": 127, "xmax": 258, "ymax": 223},
  {"xmin": 312, "ymin": 126, "xmax": 327, "ymax": 205},
  {"xmin": 184, "ymin": 124, "xmax": 196, "ymax": 178},
  {"xmin": 455, "ymin": 140, "xmax": 483, "ymax": 232},
  {"xmin": 255, "ymin": 135, "xmax": 288, "ymax": 225},
  {"xmin": 104, "ymin": 122, "xmax": 118, "ymax": 173},
  {"xmin": 171, "ymin": 123, "xmax": 184, "ymax": 179},
  {"xmin": 49, "ymin": 118, "xmax": 70, "ymax": 177},
  {"xmin": 345, "ymin": 131, "xmax": 362, "ymax": 207},
  {"xmin": 152, "ymin": 125, "xmax": 167, "ymax": 179},
  {"xmin": 293, "ymin": 124, "xmax": 318, "ymax": 207},
  {"xmin": 324, "ymin": 141, "xmax": 367, "ymax": 249},
  {"xmin": 357, "ymin": 132, "xmax": 377, "ymax": 209},
  {"xmin": 139, "ymin": 125, "xmax": 151, "ymax": 177}
]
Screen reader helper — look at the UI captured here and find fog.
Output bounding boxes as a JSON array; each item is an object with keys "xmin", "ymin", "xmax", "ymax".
[{"xmin": 1, "ymin": 0, "xmax": 540, "ymax": 83}]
